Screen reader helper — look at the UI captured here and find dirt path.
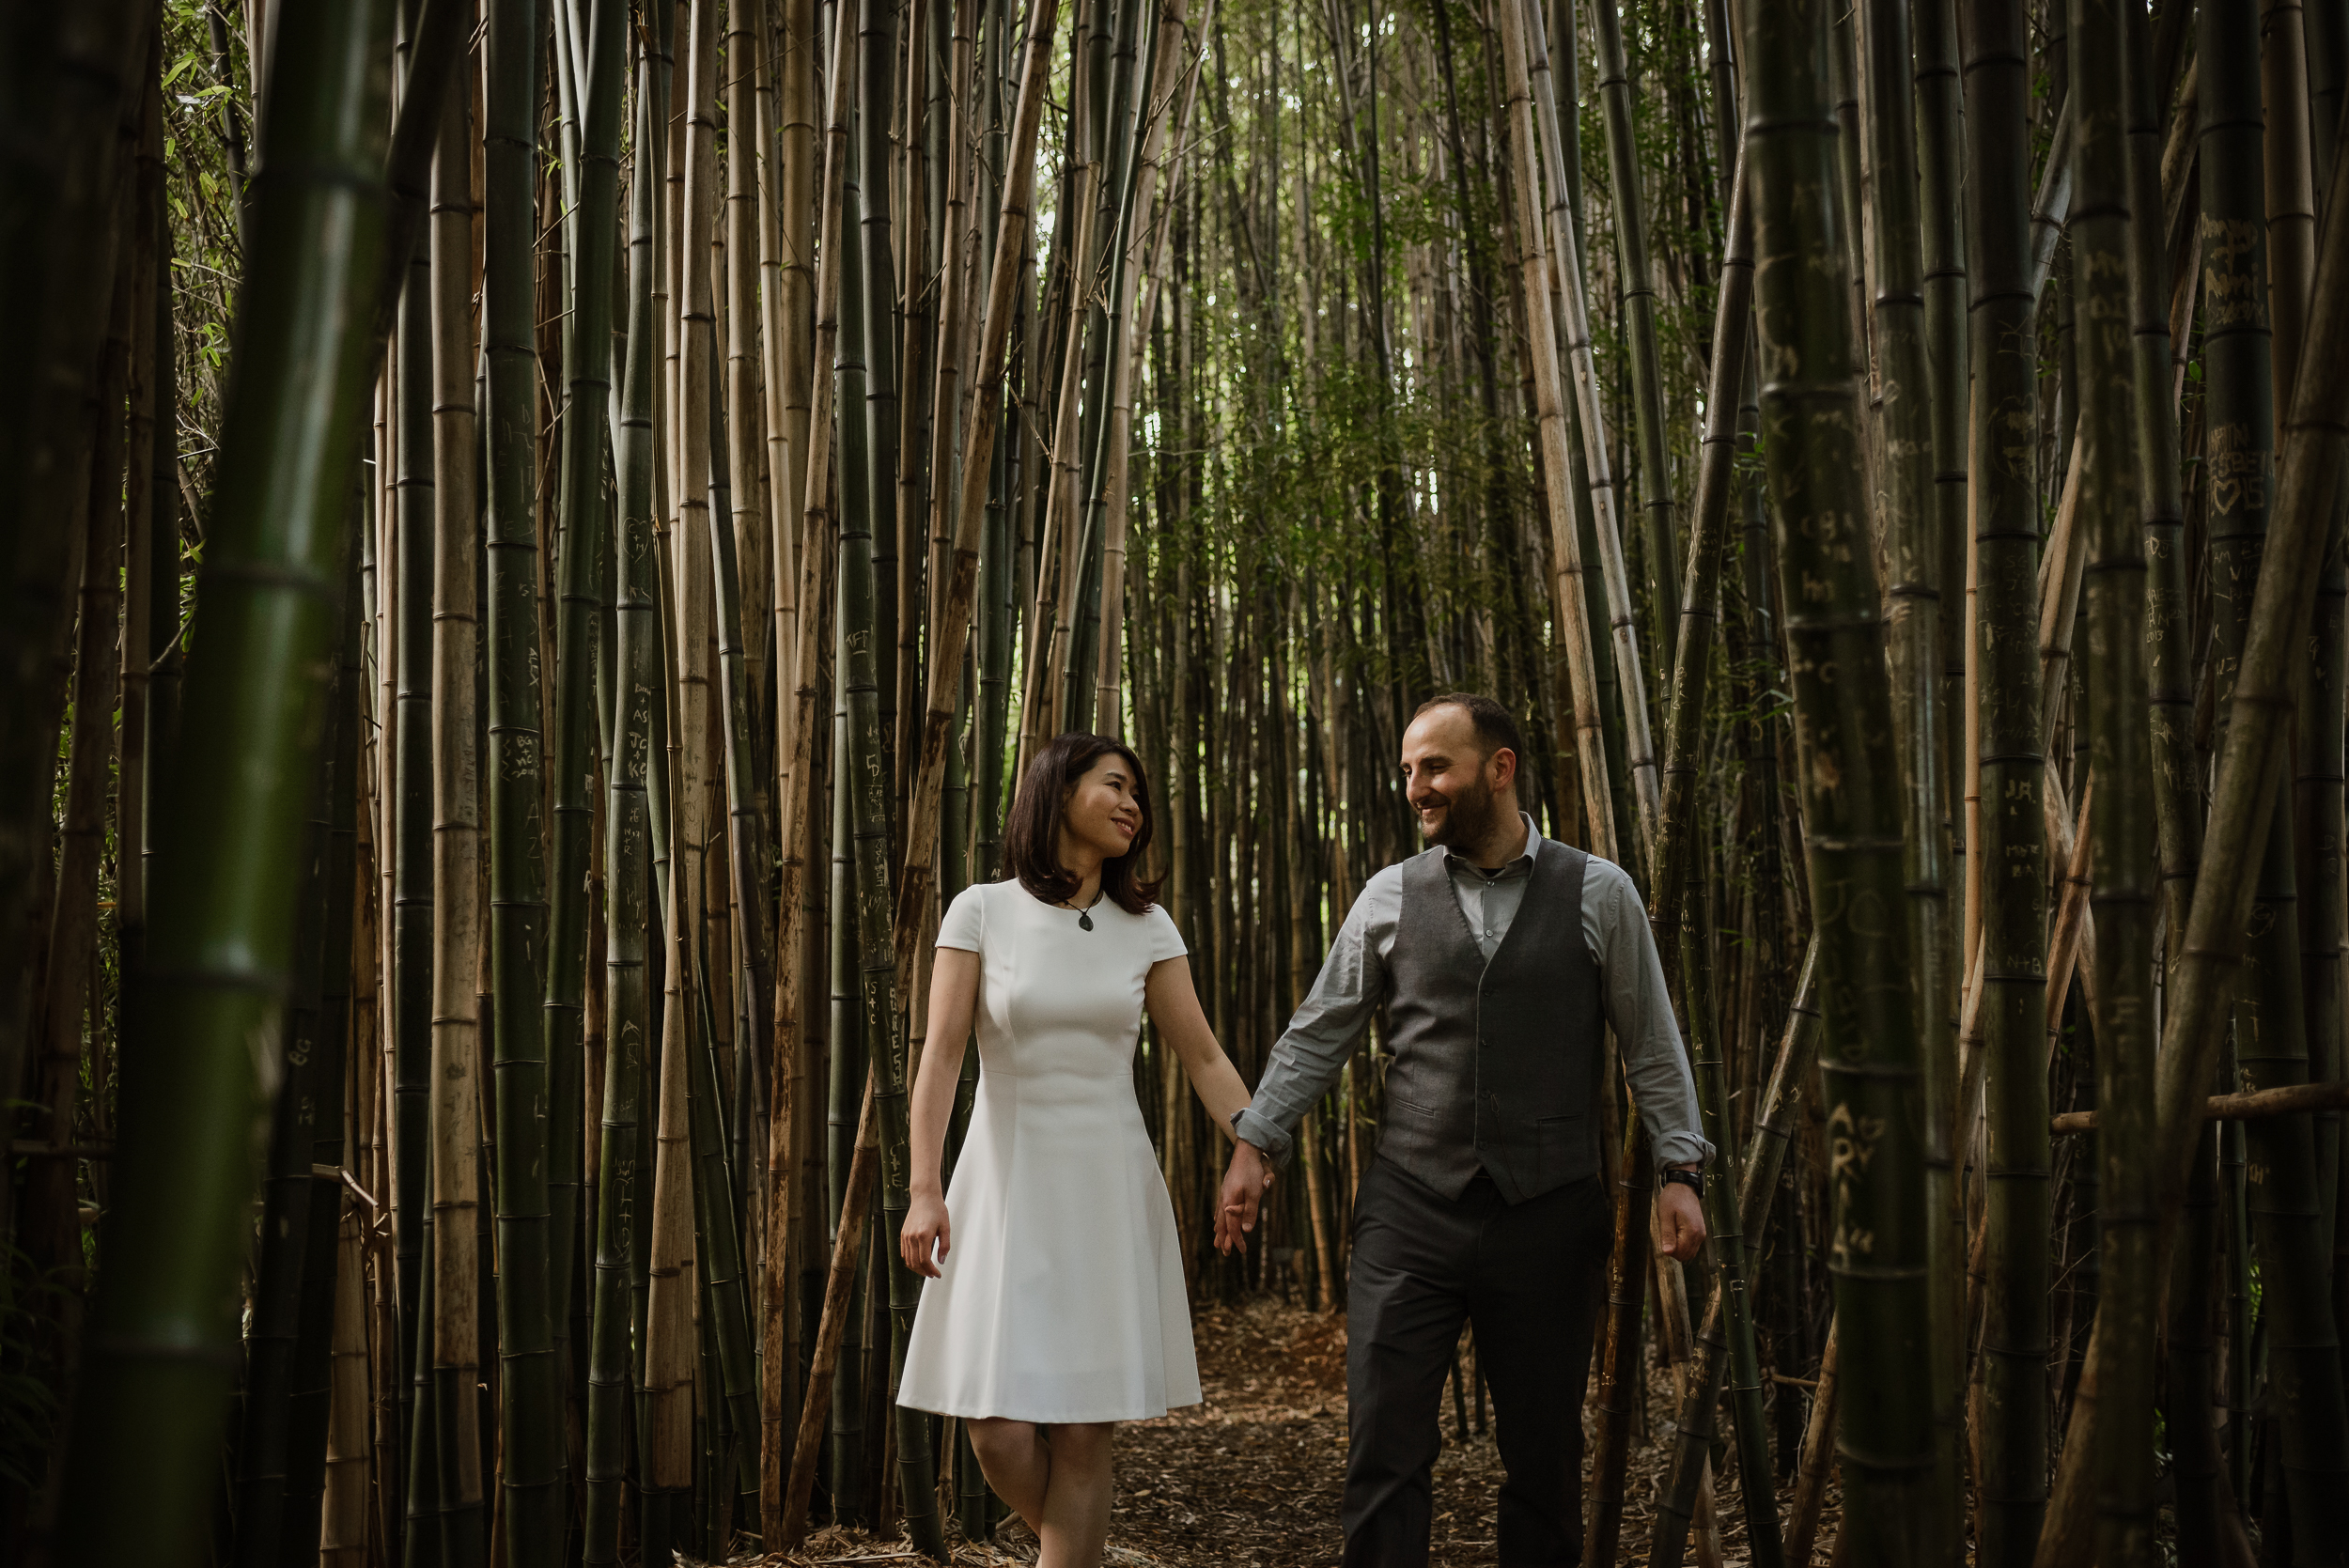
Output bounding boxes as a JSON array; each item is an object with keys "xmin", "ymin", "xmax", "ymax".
[{"xmin": 756, "ymin": 1298, "xmax": 1827, "ymax": 1568}]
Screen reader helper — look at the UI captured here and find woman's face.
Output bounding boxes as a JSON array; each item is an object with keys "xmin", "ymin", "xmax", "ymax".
[{"xmin": 1059, "ymin": 751, "xmax": 1143, "ymax": 865}]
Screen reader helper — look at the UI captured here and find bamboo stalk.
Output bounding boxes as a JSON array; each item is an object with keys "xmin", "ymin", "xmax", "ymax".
[
  {"xmin": 1650, "ymin": 938, "xmax": 1822, "ymax": 1568},
  {"xmin": 1961, "ymin": 8, "xmax": 2050, "ymax": 1560},
  {"xmin": 2033, "ymin": 40, "xmax": 2349, "ymax": 1566},
  {"xmin": 1782, "ymin": 1321, "xmax": 1842, "ymax": 1567},
  {"xmin": 1522, "ymin": 0, "xmax": 1657, "ymax": 868},
  {"xmin": 1499, "ymin": 0, "xmax": 1617, "ymax": 866},
  {"xmin": 481, "ymin": 2, "xmax": 558, "ymax": 1557},
  {"xmin": 1589, "ymin": 0, "xmax": 1679, "ymax": 662},
  {"xmin": 425, "ymin": 72, "xmax": 487, "ymax": 1568},
  {"xmin": 2066, "ymin": 2, "xmax": 2158, "ymax": 1560},
  {"xmin": 889, "ymin": 0, "xmax": 1066, "ymax": 1009},
  {"xmin": 1746, "ymin": 2, "xmax": 1941, "ymax": 1560},
  {"xmin": 759, "ymin": 0, "xmax": 836, "ymax": 1537}
]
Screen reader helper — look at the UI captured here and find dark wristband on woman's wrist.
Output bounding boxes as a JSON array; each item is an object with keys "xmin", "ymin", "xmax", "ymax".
[{"xmin": 1660, "ymin": 1167, "xmax": 1703, "ymax": 1196}]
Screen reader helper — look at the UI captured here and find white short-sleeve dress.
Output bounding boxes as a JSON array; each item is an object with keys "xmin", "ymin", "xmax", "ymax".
[{"xmin": 894, "ymin": 877, "xmax": 1204, "ymax": 1424}]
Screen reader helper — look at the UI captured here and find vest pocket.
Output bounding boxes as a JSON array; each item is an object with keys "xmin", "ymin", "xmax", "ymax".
[{"xmin": 1536, "ymin": 1112, "xmax": 1589, "ymax": 1185}]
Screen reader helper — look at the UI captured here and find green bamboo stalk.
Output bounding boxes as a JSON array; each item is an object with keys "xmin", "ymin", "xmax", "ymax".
[
  {"xmin": 855, "ymin": 0, "xmax": 902, "ymax": 780},
  {"xmin": 2066, "ymin": 4, "xmax": 2157, "ymax": 1563},
  {"xmin": 0, "ymin": 6, "xmax": 146, "ymax": 1135},
  {"xmin": 284, "ymin": 559, "xmax": 366, "ymax": 1564},
  {"xmin": 759, "ymin": 0, "xmax": 835, "ymax": 1534},
  {"xmin": 1914, "ymin": 1, "xmax": 1977, "ymax": 1536},
  {"xmin": 828, "ymin": 673, "xmax": 868, "ymax": 1524},
  {"xmin": 2279, "ymin": 0, "xmax": 2349, "ymax": 1412},
  {"xmin": 1962, "ymin": 7, "xmax": 2050, "ymax": 1561},
  {"xmin": 53, "ymin": 5, "xmax": 392, "ymax": 1564},
  {"xmin": 480, "ymin": 2, "xmax": 559, "ymax": 1560},
  {"xmin": 1864, "ymin": 0, "xmax": 1961, "ymax": 1548},
  {"xmin": 547, "ymin": 0, "xmax": 626, "ymax": 1465},
  {"xmin": 1589, "ymin": 0, "xmax": 1677, "ymax": 663},
  {"xmin": 1640, "ymin": 149, "xmax": 1779, "ymax": 1568},
  {"xmin": 406, "ymin": 1219, "xmax": 443, "ymax": 1568},
  {"xmin": 2032, "ymin": 52, "xmax": 2349, "ymax": 1566},
  {"xmin": 687, "ymin": 946, "xmax": 762, "ymax": 1523},
  {"xmin": 232, "ymin": 613, "xmax": 337, "ymax": 1568},
  {"xmin": 1744, "ymin": 2, "xmax": 1940, "ymax": 1562},
  {"xmin": 889, "ymin": 0, "xmax": 1067, "ymax": 1047},
  {"xmin": 583, "ymin": 43, "xmax": 661, "ymax": 1563},
  {"xmin": 838, "ymin": 22, "xmax": 946, "ymax": 1533},
  {"xmin": 2117, "ymin": 1, "xmax": 2220, "ymax": 1559},
  {"xmin": 1650, "ymin": 939, "xmax": 1822, "ymax": 1568},
  {"xmin": 2202, "ymin": 5, "xmax": 2349, "ymax": 1552}
]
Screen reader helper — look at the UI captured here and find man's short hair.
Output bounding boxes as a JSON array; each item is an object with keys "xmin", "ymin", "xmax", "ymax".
[{"xmin": 1414, "ymin": 692, "xmax": 1526, "ymax": 768}]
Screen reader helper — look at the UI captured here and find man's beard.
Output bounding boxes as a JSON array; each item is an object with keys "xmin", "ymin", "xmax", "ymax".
[{"xmin": 1422, "ymin": 773, "xmax": 1498, "ymax": 848}]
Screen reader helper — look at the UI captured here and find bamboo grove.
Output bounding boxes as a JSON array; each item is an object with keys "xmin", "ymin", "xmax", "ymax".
[{"xmin": 5, "ymin": 0, "xmax": 2349, "ymax": 1564}]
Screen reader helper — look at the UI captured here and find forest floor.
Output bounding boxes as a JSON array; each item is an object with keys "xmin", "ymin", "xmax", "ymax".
[{"xmin": 748, "ymin": 1296, "xmax": 1835, "ymax": 1568}]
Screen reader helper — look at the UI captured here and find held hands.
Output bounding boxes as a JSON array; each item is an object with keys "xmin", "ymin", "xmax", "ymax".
[
  {"xmin": 1654, "ymin": 1173, "xmax": 1707, "ymax": 1262},
  {"xmin": 1215, "ymin": 1139, "xmax": 1276, "ymax": 1253},
  {"xmin": 901, "ymin": 1187, "xmax": 952, "ymax": 1279}
]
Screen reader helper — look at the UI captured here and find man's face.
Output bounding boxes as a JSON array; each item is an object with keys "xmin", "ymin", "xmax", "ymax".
[{"xmin": 1399, "ymin": 706, "xmax": 1502, "ymax": 848}]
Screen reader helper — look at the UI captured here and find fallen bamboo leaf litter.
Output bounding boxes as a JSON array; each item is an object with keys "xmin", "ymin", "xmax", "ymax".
[{"xmin": 736, "ymin": 1298, "xmax": 1842, "ymax": 1567}]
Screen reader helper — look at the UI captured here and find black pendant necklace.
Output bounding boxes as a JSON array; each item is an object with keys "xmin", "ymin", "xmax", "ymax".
[{"xmin": 1069, "ymin": 889, "xmax": 1104, "ymax": 931}]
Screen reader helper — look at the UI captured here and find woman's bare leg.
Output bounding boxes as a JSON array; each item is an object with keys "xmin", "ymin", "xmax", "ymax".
[
  {"xmin": 965, "ymin": 1418, "xmax": 1050, "ymax": 1528},
  {"xmin": 1035, "ymin": 1421, "xmax": 1115, "ymax": 1568}
]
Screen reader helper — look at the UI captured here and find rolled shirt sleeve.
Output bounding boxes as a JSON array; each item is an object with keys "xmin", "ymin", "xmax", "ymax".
[
  {"xmin": 1584, "ymin": 859, "xmax": 1716, "ymax": 1172},
  {"xmin": 1234, "ymin": 866, "xmax": 1399, "ymax": 1163}
]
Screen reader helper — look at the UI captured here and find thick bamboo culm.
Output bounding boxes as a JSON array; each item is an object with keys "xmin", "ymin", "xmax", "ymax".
[{"xmin": 24, "ymin": 4, "xmax": 2349, "ymax": 1566}]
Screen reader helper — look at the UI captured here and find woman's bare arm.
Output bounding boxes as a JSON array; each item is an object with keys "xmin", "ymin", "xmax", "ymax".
[
  {"xmin": 899, "ymin": 947, "xmax": 980, "ymax": 1278},
  {"xmin": 1143, "ymin": 955, "xmax": 1256, "ymax": 1139}
]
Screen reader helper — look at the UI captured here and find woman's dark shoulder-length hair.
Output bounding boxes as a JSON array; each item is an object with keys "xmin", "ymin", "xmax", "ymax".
[{"xmin": 1001, "ymin": 732, "xmax": 1162, "ymax": 916}]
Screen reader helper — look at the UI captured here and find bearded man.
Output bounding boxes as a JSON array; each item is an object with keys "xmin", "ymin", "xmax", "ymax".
[{"xmin": 1216, "ymin": 693, "xmax": 1710, "ymax": 1568}]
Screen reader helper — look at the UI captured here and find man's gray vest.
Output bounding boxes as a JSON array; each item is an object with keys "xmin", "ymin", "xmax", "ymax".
[{"xmin": 1377, "ymin": 838, "xmax": 1607, "ymax": 1204}]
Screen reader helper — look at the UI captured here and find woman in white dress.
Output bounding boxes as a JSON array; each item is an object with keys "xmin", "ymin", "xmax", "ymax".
[{"xmin": 897, "ymin": 733, "xmax": 1264, "ymax": 1566}]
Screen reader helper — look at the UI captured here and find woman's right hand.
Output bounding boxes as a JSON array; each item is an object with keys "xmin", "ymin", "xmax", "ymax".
[{"xmin": 901, "ymin": 1188, "xmax": 952, "ymax": 1279}]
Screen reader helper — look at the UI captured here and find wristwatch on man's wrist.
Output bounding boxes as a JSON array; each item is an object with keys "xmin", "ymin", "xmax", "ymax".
[{"xmin": 1659, "ymin": 1167, "xmax": 1703, "ymax": 1197}]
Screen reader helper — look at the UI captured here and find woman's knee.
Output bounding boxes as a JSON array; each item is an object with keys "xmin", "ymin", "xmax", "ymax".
[{"xmin": 1045, "ymin": 1421, "xmax": 1115, "ymax": 1462}]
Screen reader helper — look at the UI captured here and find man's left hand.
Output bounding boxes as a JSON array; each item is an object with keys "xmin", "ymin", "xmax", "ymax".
[{"xmin": 1655, "ymin": 1175, "xmax": 1707, "ymax": 1261}]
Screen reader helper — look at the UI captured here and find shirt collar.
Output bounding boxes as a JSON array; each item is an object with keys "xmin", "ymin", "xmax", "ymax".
[{"xmin": 1443, "ymin": 812, "xmax": 1543, "ymax": 879}]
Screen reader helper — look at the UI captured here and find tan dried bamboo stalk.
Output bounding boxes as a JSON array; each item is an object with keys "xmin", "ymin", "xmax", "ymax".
[
  {"xmin": 922, "ymin": 0, "xmax": 982, "ymax": 644},
  {"xmin": 754, "ymin": 0, "xmax": 793, "ymax": 688},
  {"xmin": 781, "ymin": 1077, "xmax": 878, "ymax": 1545},
  {"xmin": 427, "ymin": 73, "xmax": 485, "ymax": 1538},
  {"xmin": 646, "ymin": 0, "xmax": 723, "ymax": 1515},
  {"xmin": 2034, "ymin": 433, "xmax": 2087, "ymax": 752},
  {"xmin": 760, "ymin": 0, "xmax": 857, "ymax": 1480},
  {"xmin": 724, "ymin": 0, "xmax": 769, "ymax": 690},
  {"xmin": 889, "ymin": 0, "xmax": 1065, "ymax": 1004},
  {"xmin": 1496, "ymin": 0, "xmax": 1618, "ymax": 863},
  {"xmin": 319, "ymin": 1197, "xmax": 371, "ymax": 1567},
  {"xmin": 1522, "ymin": 0, "xmax": 1657, "ymax": 864},
  {"xmin": 2056, "ymin": 1079, "xmax": 2349, "ymax": 1136},
  {"xmin": 1095, "ymin": 0, "xmax": 1196, "ymax": 725},
  {"xmin": 758, "ymin": 0, "xmax": 824, "ymax": 1531},
  {"xmin": 1783, "ymin": 1321, "xmax": 1843, "ymax": 1567},
  {"xmin": 1020, "ymin": 139, "xmax": 1100, "ymax": 762}
]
